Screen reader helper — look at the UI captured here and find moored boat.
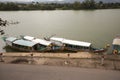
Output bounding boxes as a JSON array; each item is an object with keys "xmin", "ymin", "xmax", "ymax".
[
  {"xmin": 50, "ymin": 37, "xmax": 92, "ymax": 52},
  {"xmin": 3, "ymin": 36, "xmax": 52, "ymax": 52},
  {"xmin": 2, "ymin": 35, "xmax": 108, "ymax": 53}
]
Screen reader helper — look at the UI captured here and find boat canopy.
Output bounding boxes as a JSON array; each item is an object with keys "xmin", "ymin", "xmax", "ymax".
[
  {"xmin": 50, "ymin": 37, "xmax": 65, "ymax": 42},
  {"xmin": 113, "ymin": 38, "xmax": 120, "ymax": 45},
  {"xmin": 63, "ymin": 39, "xmax": 91, "ymax": 47},
  {"xmin": 23, "ymin": 36, "xmax": 35, "ymax": 41},
  {"xmin": 24, "ymin": 36, "xmax": 52, "ymax": 46},
  {"xmin": 50, "ymin": 37, "xmax": 91, "ymax": 47},
  {"xmin": 33, "ymin": 39, "xmax": 52, "ymax": 46},
  {"xmin": 6, "ymin": 37, "xmax": 17, "ymax": 42},
  {"xmin": 13, "ymin": 39, "xmax": 37, "ymax": 47}
]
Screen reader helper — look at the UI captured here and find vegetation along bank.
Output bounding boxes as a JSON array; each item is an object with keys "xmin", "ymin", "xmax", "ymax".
[{"xmin": 0, "ymin": 0, "xmax": 120, "ymax": 10}]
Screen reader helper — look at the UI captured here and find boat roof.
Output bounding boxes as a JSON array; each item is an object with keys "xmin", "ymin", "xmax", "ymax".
[
  {"xmin": 63, "ymin": 39, "xmax": 91, "ymax": 47},
  {"xmin": 50, "ymin": 37, "xmax": 65, "ymax": 42},
  {"xmin": 13, "ymin": 39, "xmax": 37, "ymax": 47},
  {"xmin": 6, "ymin": 37, "xmax": 17, "ymax": 42},
  {"xmin": 23, "ymin": 36, "xmax": 35, "ymax": 41},
  {"xmin": 33, "ymin": 39, "xmax": 52, "ymax": 46},
  {"xmin": 113, "ymin": 38, "xmax": 120, "ymax": 45},
  {"xmin": 50, "ymin": 37, "xmax": 91, "ymax": 47},
  {"xmin": 24, "ymin": 36, "xmax": 52, "ymax": 46}
]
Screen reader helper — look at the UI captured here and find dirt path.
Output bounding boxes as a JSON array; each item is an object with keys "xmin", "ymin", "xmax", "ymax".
[{"xmin": 0, "ymin": 63, "xmax": 120, "ymax": 80}]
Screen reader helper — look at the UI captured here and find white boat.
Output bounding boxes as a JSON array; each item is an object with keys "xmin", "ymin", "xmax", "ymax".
[
  {"xmin": 3, "ymin": 35, "xmax": 106, "ymax": 53},
  {"xmin": 50, "ymin": 37, "xmax": 92, "ymax": 52},
  {"xmin": 3, "ymin": 36, "xmax": 52, "ymax": 52}
]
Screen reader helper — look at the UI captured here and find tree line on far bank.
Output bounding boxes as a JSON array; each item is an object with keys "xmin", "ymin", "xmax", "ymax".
[{"xmin": 0, "ymin": 0, "xmax": 120, "ymax": 10}]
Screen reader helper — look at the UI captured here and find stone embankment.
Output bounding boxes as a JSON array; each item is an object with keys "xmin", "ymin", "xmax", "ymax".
[{"xmin": 0, "ymin": 52, "xmax": 120, "ymax": 70}]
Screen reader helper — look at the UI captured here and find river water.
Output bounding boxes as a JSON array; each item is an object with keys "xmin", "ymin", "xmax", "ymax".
[{"xmin": 0, "ymin": 9, "xmax": 120, "ymax": 53}]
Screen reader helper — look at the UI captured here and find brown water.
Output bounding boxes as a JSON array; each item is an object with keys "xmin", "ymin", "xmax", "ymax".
[{"xmin": 0, "ymin": 9, "xmax": 120, "ymax": 53}]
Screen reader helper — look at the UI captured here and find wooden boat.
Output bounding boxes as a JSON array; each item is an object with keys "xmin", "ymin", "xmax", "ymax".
[
  {"xmin": 49, "ymin": 37, "xmax": 109, "ymax": 53},
  {"xmin": 3, "ymin": 35, "xmax": 108, "ymax": 53},
  {"xmin": 3, "ymin": 36, "xmax": 52, "ymax": 52},
  {"xmin": 92, "ymin": 48, "xmax": 107, "ymax": 53},
  {"xmin": 50, "ymin": 37, "xmax": 92, "ymax": 52}
]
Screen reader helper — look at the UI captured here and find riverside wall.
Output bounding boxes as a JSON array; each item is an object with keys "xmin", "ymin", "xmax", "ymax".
[{"xmin": 1, "ymin": 52, "xmax": 120, "ymax": 70}]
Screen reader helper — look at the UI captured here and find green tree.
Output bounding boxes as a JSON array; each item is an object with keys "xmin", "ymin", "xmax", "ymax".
[
  {"xmin": 1, "ymin": 2, "xmax": 19, "ymax": 10},
  {"xmin": 97, "ymin": 1, "xmax": 104, "ymax": 9},
  {"xmin": 82, "ymin": 0, "xmax": 96, "ymax": 9},
  {"xmin": 73, "ymin": 1, "xmax": 81, "ymax": 10}
]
